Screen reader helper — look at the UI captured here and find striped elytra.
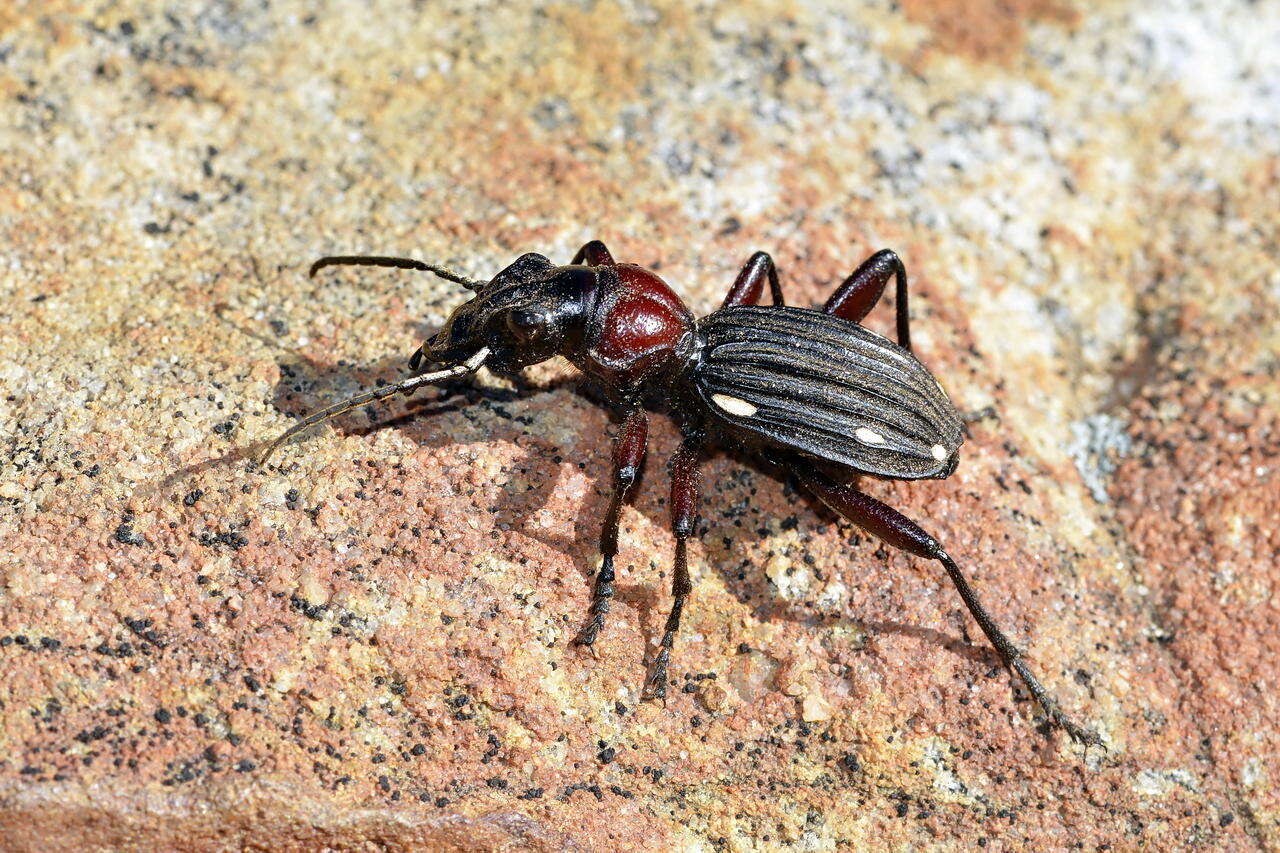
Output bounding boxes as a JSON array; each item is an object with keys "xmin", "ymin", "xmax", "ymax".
[{"xmin": 690, "ymin": 305, "xmax": 963, "ymax": 480}]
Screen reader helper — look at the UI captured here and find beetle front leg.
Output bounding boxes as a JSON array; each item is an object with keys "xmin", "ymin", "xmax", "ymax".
[
  {"xmin": 641, "ymin": 438, "xmax": 702, "ymax": 700},
  {"xmin": 574, "ymin": 407, "xmax": 648, "ymax": 648},
  {"xmin": 721, "ymin": 251, "xmax": 786, "ymax": 308},
  {"xmin": 571, "ymin": 239, "xmax": 615, "ymax": 267},
  {"xmin": 797, "ymin": 462, "xmax": 1101, "ymax": 746},
  {"xmin": 823, "ymin": 249, "xmax": 911, "ymax": 351}
]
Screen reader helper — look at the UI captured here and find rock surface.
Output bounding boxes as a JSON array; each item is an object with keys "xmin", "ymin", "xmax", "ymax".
[{"xmin": 1, "ymin": 0, "xmax": 1277, "ymax": 849}]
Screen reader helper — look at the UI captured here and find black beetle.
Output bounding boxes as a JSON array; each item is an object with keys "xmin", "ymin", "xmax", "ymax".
[{"xmin": 259, "ymin": 240, "xmax": 1100, "ymax": 746}]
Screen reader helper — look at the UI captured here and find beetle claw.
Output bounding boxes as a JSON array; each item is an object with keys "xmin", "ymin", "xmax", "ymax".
[
  {"xmin": 575, "ymin": 638, "xmax": 602, "ymax": 660},
  {"xmin": 641, "ymin": 649, "xmax": 670, "ymax": 701}
]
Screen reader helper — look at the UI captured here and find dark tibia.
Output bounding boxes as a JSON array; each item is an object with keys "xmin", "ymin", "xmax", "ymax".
[
  {"xmin": 574, "ymin": 408, "xmax": 648, "ymax": 646},
  {"xmin": 721, "ymin": 251, "xmax": 785, "ymax": 309},
  {"xmin": 797, "ymin": 462, "xmax": 1100, "ymax": 745},
  {"xmin": 823, "ymin": 249, "xmax": 911, "ymax": 351},
  {"xmin": 641, "ymin": 439, "xmax": 702, "ymax": 699},
  {"xmin": 571, "ymin": 239, "xmax": 616, "ymax": 267}
]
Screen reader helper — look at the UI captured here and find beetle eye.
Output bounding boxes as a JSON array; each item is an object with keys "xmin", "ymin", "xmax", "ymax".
[{"xmin": 506, "ymin": 309, "xmax": 546, "ymax": 340}]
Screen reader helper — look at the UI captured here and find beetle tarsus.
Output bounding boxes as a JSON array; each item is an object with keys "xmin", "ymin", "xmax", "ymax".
[
  {"xmin": 641, "ymin": 647, "xmax": 671, "ymax": 700},
  {"xmin": 573, "ymin": 556, "xmax": 615, "ymax": 647},
  {"xmin": 935, "ymin": 548, "xmax": 1101, "ymax": 746},
  {"xmin": 1010, "ymin": 657, "xmax": 1104, "ymax": 747}
]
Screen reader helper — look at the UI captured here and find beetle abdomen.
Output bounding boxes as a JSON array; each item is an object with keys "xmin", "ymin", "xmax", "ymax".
[{"xmin": 691, "ymin": 306, "xmax": 963, "ymax": 480}]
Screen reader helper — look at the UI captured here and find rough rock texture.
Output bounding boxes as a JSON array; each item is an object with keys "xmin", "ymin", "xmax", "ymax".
[{"xmin": 1, "ymin": 1, "xmax": 1277, "ymax": 849}]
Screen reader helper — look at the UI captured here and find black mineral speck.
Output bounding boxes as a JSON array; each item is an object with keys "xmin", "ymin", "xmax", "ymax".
[{"xmin": 114, "ymin": 523, "xmax": 146, "ymax": 546}]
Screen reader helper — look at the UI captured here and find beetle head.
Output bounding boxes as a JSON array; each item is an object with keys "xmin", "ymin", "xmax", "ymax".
[{"xmin": 419, "ymin": 253, "xmax": 596, "ymax": 372}]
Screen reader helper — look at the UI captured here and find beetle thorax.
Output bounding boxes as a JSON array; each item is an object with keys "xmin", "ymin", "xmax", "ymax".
[{"xmin": 574, "ymin": 264, "xmax": 695, "ymax": 391}]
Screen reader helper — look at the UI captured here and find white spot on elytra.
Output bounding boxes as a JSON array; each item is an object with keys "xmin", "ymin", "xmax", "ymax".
[
  {"xmin": 854, "ymin": 426, "xmax": 885, "ymax": 445},
  {"xmin": 712, "ymin": 394, "xmax": 758, "ymax": 417},
  {"xmin": 931, "ymin": 444, "xmax": 948, "ymax": 461}
]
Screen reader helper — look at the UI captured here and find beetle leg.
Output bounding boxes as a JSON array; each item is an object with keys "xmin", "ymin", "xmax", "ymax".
[
  {"xmin": 721, "ymin": 251, "xmax": 786, "ymax": 309},
  {"xmin": 797, "ymin": 462, "xmax": 1101, "ymax": 746},
  {"xmin": 823, "ymin": 249, "xmax": 911, "ymax": 351},
  {"xmin": 571, "ymin": 239, "xmax": 616, "ymax": 267},
  {"xmin": 641, "ymin": 438, "xmax": 702, "ymax": 700},
  {"xmin": 574, "ymin": 407, "xmax": 648, "ymax": 647}
]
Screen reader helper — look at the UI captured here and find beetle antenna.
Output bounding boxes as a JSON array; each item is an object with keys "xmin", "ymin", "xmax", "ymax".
[
  {"xmin": 257, "ymin": 347, "xmax": 490, "ymax": 464},
  {"xmin": 309, "ymin": 255, "xmax": 486, "ymax": 290}
]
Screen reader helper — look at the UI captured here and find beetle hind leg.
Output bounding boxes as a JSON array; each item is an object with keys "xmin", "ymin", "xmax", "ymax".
[
  {"xmin": 796, "ymin": 461, "xmax": 1102, "ymax": 746},
  {"xmin": 934, "ymin": 549, "xmax": 1102, "ymax": 745},
  {"xmin": 641, "ymin": 438, "xmax": 702, "ymax": 700}
]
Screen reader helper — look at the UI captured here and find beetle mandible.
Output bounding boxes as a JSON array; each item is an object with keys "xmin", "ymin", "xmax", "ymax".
[{"xmin": 259, "ymin": 240, "xmax": 1100, "ymax": 746}]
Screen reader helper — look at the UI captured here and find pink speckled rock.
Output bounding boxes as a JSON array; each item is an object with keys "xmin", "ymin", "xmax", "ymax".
[{"xmin": 1, "ymin": 0, "xmax": 1277, "ymax": 848}]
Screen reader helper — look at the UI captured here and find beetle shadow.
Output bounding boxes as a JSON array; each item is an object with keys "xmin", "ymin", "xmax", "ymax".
[
  {"xmin": 206, "ymin": 290, "xmax": 620, "ymax": 597},
  {"xmin": 233, "ymin": 302, "xmax": 999, "ymax": 670},
  {"xmin": 264, "ymin": 346, "xmax": 624, "ymax": 562},
  {"xmin": 146, "ymin": 308, "xmax": 601, "ymax": 583}
]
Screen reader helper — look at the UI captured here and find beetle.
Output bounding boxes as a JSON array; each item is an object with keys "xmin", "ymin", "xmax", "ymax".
[{"xmin": 259, "ymin": 240, "xmax": 1100, "ymax": 745}]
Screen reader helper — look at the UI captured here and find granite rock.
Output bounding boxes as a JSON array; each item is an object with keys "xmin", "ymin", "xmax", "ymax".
[{"xmin": 1, "ymin": 0, "xmax": 1277, "ymax": 849}]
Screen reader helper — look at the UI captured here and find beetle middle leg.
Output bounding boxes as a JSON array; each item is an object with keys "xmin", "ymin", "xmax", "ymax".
[
  {"xmin": 641, "ymin": 437, "xmax": 703, "ymax": 700},
  {"xmin": 823, "ymin": 249, "xmax": 911, "ymax": 351},
  {"xmin": 574, "ymin": 407, "xmax": 649, "ymax": 648},
  {"xmin": 721, "ymin": 251, "xmax": 786, "ymax": 308},
  {"xmin": 796, "ymin": 460, "xmax": 1101, "ymax": 745}
]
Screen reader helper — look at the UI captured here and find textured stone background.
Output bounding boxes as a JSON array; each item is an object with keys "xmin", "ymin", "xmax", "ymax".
[{"xmin": 1, "ymin": 0, "xmax": 1278, "ymax": 849}]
